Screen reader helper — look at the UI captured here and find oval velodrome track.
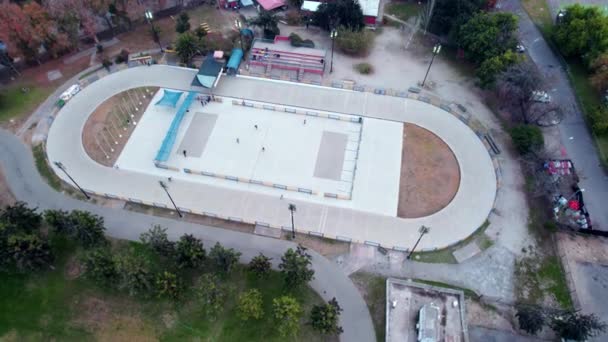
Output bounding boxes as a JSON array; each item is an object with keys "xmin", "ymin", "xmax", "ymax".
[{"xmin": 46, "ymin": 65, "xmax": 496, "ymax": 251}]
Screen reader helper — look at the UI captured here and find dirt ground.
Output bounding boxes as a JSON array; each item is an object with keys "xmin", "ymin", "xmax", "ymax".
[
  {"xmin": 398, "ymin": 124, "xmax": 460, "ymax": 218},
  {"xmin": 72, "ymin": 296, "xmax": 157, "ymax": 341},
  {"xmin": 82, "ymin": 87, "xmax": 158, "ymax": 166}
]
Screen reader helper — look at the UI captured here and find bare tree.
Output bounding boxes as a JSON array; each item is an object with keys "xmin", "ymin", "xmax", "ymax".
[{"xmin": 496, "ymin": 62, "xmax": 542, "ymax": 124}]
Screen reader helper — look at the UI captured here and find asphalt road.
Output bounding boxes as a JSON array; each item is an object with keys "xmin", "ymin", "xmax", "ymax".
[
  {"xmin": 499, "ymin": 0, "xmax": 608, "ymax": 231},
  {"xmin": 0, "ymin": 128, "xmax": 376, "ymax": 342}
]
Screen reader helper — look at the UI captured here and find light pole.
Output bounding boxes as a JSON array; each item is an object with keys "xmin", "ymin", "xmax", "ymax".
[
  {"xmin": 159, "ymin": 180, "xmax": 183, "ymax": 218},
  {"xmin": 330, "ymin": 29, "xmax": 338, "ymax": 73},
  {"xmin": 235, "ymin": 19, "xmax": 244, "ymax": 51},
  {"xmin": 421, "ymin": 43, "xmax": 441, "ymax": 88},
  {"xmin": 145, "ymin": 10, "xmax": 163, "ymax": 52},
  {"xmin": 53, "ymin": 161, "xmax": 90, "ymax": 200},
  {"xmin": 407, "ymin": 225, "xmax": 431, "ymax": 260},
  {"xmin": 288, "ymin": 203, "xmax": 296, "ymax": 239}
]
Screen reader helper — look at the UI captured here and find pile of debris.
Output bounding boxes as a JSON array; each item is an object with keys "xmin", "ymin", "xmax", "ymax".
[{"xmin": 543, "ymin": 159, "xmax": 592, "ymax": 230}]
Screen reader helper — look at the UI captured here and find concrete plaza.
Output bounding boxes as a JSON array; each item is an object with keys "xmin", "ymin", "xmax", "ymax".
[
  {"xmin": 46, "ymin": 65, "xmax": 496, "ymax": 250},
  {"xmin": 117, "ymin": 89, "xmax": 403, "ymax": 215}
]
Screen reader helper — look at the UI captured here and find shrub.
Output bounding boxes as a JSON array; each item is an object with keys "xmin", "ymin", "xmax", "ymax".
[
  {"xmin": 102, "ymin": 58, "xmax": 112, "ymax": 69},
  {"xmin": 237, "ymin": 289, "xmax": 264, "ymax": 321},
  {"xmin": 285, "ymin": 10, "xmax": 301, "ymax": 25},
  {"xmin": 263, "ymin": 26, "xmax": 280, "ymax": 40},
  {"xmin": 354, "ymin": 62, "xmax": 373, "ymax": 74},
  {"xmin": 115, "ymin": 49, "xmax": 129, "ymax": 64},
  {"xmin": 509, "ymin": 124, "xmax": 544, "ymax": 155},
  {"xmin": 335, "ymin": 27, "xmax": 374, "ymax": 56},
  {"xmin": 589, "ymin": 106, "xmax": 608, "ymax": 135}
]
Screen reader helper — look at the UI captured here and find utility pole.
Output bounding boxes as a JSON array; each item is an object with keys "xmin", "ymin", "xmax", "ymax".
[
  {"xmin": 407, "ymin": 225, "xmax": 431, "ymax": 260},
  {"xmin": 159, "ymin": 180, "xmax": 183, "ymax": 218},
  {"xmin": 422, "ymin": 43, "xmax": 441, "ymax": 87},
  {"xmin": 330, "ymin": 29, "xmax": 338, "ymax": 73},
  {"xmin": 235, "ymin": 19, "xmax": 244, "ymax": 51},
  {"xmin": 145, "ymin": 10, "xmax": 164, "ymax": 52},
  {"xmin": 53, "ymin": 161, "xmax": 90, "ymax": 199},
  {"xmin": 288, "ymin": 203, "xmax": 296, "ymax": 239}
]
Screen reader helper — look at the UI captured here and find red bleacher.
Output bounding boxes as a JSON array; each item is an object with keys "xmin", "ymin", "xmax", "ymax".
[{"xmin": 248, "ymin": 38, "xmax": 326, "ymax": 75}]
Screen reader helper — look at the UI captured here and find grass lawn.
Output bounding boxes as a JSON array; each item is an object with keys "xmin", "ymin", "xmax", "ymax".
[
  {"xmin": 32, "ymin": 144, "xmax": 61, "ymax": 191},
  {"xmin": 349, "ymin": 272, "xmax": 386, "ymax": 342},
  {"xmin": 385, "ymin": 2, "xmax": 423, "ymax": 22},
  {"xmin": 410, "ymin": 220, "xmax": 492, "ymax": 264},
  {"xmin": 537, "ymin": 255, "xmax": 573, "ymax": 309},
  {"xmin": 0, "ymin": 86, "xmax": 53, "ymax": 123},
  {"xmin": 0, "ymin": 237, "xmax": 331, "ymax": 341}
]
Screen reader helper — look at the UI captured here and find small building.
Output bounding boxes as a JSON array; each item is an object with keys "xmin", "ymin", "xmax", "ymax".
[
  {"xmin": 256, "ymin": 0, "xmax": 286, "ymax": 11},
  {"xmin": 227, "ymin": 48, "xmax": 244, "ymax": 75},
  {"xmin": 191, "ymin": 55, "xmax": 223, "ymax": 89},
  {"xmin": 248, "ymin": 36, "xmax": 327, "ymax": 80},
  {"xmin": 299, "ymin": 0, "xmax": 380, "ymax": 25}
]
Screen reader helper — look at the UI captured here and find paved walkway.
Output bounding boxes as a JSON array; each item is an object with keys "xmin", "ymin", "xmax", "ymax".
[
  {"xmin": 0, "ymin": 128, "xmax": 375, "ymax": 342},
  {"xmin": 45, "ymin": 65, "xmax": 497, "ymax": 251},
  {"xmin": 499, "ymin": 0, "xmax": 608, "ymax": 231}
]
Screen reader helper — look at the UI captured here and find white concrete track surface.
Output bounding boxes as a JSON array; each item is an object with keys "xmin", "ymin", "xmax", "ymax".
[{"xmin": 46, "ymin": 65, "xmax": 496, "ymax": 250}]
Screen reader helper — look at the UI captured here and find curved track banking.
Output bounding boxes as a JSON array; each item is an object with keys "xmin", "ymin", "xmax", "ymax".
[
  {"xmin": 46, "ymin": 65, "xmax": 496, "ymax": 251},
  {"xmin": 0, "ymin": 128, "xmax": 375, "ymax": 342}
]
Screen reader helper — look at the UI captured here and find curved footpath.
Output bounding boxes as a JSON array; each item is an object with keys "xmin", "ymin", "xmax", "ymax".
[
  {"xmin": 0, "ymin": 128, "xmax": 375, "ymax": 342},
  {"xmin": 45, "ymin": 65, "xmax": 497, "ymax": 251}
]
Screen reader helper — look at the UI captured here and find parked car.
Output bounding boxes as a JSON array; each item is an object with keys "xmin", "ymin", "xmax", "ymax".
[
  {"xmin": 532, "ymin": 90, "xmax": 552, "ymax": 103},
  {"xmin": 59, "ymin": 84, "xmax": 81, "ymax": 102}
]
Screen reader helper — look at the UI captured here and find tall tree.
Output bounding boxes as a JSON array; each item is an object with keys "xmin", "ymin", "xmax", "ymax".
[
  {"xmin": 44, "ymin": 210, "xmax": 107, "ymax": 247},
  {"xmin": 496, "ymin": 62, "xmax": 542, "ymax": 122},
  {"xmin": 197, "ymin": 273, "xmax": 230, "ymax": 319},
  {"xmin": 427, "ymin": 0, "xmax": 486, "ymax": 39},
  {"xmin": 175, "ymin": 233, "xmax": 206, "ymax": 269},
  {"xmin": 156, "ymin": 271, "xmax": 183, "ymax": 300},
  {"xmin": 237, "ymin": 289, "xmax": 264, "ymax": 321},
  {"xmin": 310, "ymin": 297, "xmax": 344, "ymax": 335},
  {"xmin": 208, "ymin": 242, "xmax": 241, "ymax": 273},
  {"xmin": 313, "ymin": 0, "xmax": 364, "ymax": 31},
  {"xmin": 175, "ymin": 12, "xmax": 191, "ymax": 34},
  {"xmin": 83, "ymin": 247, "xmax": 119, "ymax": 287},
  {"xmin": 7, "ymin": 234, "xmax": 54, "ymax": 272},
  {"xmin": 140, "ymin": 225, "xmax": 175, "ymax": 257},
  {"xmin": 272, "ymin": 296, "xmax": 302, "ymax": 337},
  {"xmin": 248, "ymin": 253, "xmax": 272, "ymax": 278},
  {"xmin": 458, "ymin": 12, "xmax": 518, "ymax": 64},
  {"xmin": 115, "ymin": 250, "xmax": 154, "ymax": 297},
  {"xmin": 175, "ymin": 32, "xmax": 199, "ymax": 64},
  {"xmin": 0, "ymin": 202, "xmax": 42, "ymax": 234},
  {"xmin": 279, "ymin": 244, "xmax": 315, "ymax": 288},
  {"xmin": 590, "ymin": 52, "xmax": 608, "ymax": 94},
  {"xmin": 515, "ymin": 305, "xmax": 545, "ymax": 335},
  {"xmin": 550, "ymin": 312, "xmax": 606, "ymax": 341},
  {"xmin": 553, "ymin": 4, "xmax": 608, "ymax": 62},
  {"xmin": 23, "ymin": 2, "xmax": 70, "ymax": 57},
  {"xmin": 0, "ymin": 3, "xmax": 41, "ymax": 63}
]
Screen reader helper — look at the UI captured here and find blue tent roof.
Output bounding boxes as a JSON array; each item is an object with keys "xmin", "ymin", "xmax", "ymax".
[
  {"xmin": 240, "ymin": 0, "xmax": 253, "ymax": 6},
  {"xmin": 227, "ymin": 48, "xmax": 243, "ymax": 70},
  {"xmin": 155, "ymin": 90, "xmax": 183, "ymax": 108}
]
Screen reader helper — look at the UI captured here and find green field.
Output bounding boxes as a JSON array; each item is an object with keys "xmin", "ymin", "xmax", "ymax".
[
  {"xmin": 0, "ymin": 237, "xmax": 330, "ymax": 341},
  {"xmin": 0, "ymin": 86, "xmax": 52, "ymax": 123}
]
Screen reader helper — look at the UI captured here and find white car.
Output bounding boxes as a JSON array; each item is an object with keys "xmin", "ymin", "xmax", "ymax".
[
  {"xmin": 59, "ymin": 84, "xmax": 81, "ymax": 102},
  {"xmin": 516, "ymin": 44, "xmax": 526, "ymax": 53},
  {"xmin": 532, "ymin": 90, "xmax": 552, "ymax": 103}
]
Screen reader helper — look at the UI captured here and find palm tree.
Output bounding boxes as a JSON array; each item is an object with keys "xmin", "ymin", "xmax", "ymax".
[
  {"xmin": 251, "ymin": 10, "xmax": 279, "ymax": 33},
  {"xmin": 175, "ymin": 33, "xmax": 199, "ymax": 64}
]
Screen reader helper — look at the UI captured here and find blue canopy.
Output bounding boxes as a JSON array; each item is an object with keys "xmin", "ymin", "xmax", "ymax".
[
  {"xmin": 155, "ymin": 90, "xmax": 183, "ymax": 108},
  {"xmin": 227, "ymin": 48, "xmax": 243, "ymax": 71}
]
